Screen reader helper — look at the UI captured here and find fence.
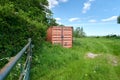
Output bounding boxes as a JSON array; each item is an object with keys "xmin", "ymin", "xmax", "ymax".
[{"xmin": 0, "ymin": 38, "xmax": 32, "ymax": 80}]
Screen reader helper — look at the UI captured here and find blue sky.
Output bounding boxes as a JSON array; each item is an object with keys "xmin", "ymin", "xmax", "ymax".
[{"xmin": 48, "ymin": 0, "xmax": 120, "ymax": 36}]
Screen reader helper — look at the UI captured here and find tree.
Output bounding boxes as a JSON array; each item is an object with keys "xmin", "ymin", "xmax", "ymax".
[
  {"xmin": 0, "ymin": 0, "xmax": 52, "ymax": 59},
  {"xmin": 73, "ymin": 27, "xmax": 86, "ymax": 38},
  {"xmin": 117, "ymin": 16, "xmax": 120, "ymax": 24},
  {"xmin": 48, "ymin": 18, "xmax": 59, "ymax": 26}
]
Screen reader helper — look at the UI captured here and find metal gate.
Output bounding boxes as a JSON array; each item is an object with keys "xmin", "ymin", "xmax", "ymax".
[{"xmin": 0, "ymin": 38, "xmax": 32, "ymax": 80}]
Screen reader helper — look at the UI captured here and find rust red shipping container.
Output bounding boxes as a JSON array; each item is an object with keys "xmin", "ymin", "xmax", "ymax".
[{"xmin": 47, "ymin": 26, "xmax": 73, "ymax": 48}]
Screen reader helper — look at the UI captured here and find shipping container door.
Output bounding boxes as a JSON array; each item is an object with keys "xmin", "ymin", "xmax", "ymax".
[
  {"xmin": 52, "ymin": 27, "xmax": 62, "ymax": 45},
  {"xmin": 63, "ymin": 27, "xmax": 72, "ymax": 48}
]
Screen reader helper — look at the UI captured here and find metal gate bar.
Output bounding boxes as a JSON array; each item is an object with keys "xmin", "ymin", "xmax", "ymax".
[{"xmin": 0, "ymin": 38, "xmax": 32, "ymax": 80}]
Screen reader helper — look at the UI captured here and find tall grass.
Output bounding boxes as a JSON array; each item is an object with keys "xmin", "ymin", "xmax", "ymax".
[{"xmin": 31, "ymin": 38, "xmax": 120, "ymax": 80}]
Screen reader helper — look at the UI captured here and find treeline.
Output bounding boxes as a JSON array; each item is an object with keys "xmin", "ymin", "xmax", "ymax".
[
  {"xmin": 0, "ymin": 0, "xmax": 58, "ymax": 59},
  {"xmin": 89, "ymin": 34, "xmax": 120, "ymax": 39},
  {"xmin": 73, "ymin": 27, "xmax": 120, "ymax": 39},
  {"xmin": 104, "ymin": 34, "xmax": 120, "ymax": 39},
  {"xmin": 73, "ymin": 27, "xmax": 86, "ymax": 38}
]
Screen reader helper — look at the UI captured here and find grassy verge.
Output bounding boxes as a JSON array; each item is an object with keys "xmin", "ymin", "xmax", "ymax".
[{"xmin": 31, "ymin": 37, "xmax": 120, "ymax": 80}]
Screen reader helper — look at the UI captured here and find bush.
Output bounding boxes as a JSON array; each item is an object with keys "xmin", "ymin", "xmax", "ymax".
[{"xmin": 0, "ymin": 0, "xmax": 49, "ymax": 68}]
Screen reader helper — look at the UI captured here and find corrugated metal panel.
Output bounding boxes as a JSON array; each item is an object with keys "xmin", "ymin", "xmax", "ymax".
[{"xmin": 47, "ymin": 26, "xmax": 73, "ymax": 48}]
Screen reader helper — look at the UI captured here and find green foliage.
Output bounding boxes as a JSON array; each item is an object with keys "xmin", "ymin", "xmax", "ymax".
[
  {"xmin": 0, "ymin": 0, "xmax": 51, "ymax": 68},
  {"xmin": 48, "ymin": 18, "xmax": 59, "ymax": 26},
  {"xmin": 31, "ymin": 38, "xmax": 120, "ymax": 80},
  {"xmin": 105, "ymin": 34, "xmax": 120, "ymax": 39},
  {"xmin": 74, "ymin": 27, "xmax": 86, "ymax": 38},
  {"xmin": 117, "ymin": 16, "xmax": 120, "ymax": 24},
  {"xmin": 0, "ymin": 58, "xmax": 8, "ymax": 69}
]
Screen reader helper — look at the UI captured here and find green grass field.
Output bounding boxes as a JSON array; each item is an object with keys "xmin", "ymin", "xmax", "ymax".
[{"xmin": 31, "ymin": 37, "xmax": 120, "ymax": 80}]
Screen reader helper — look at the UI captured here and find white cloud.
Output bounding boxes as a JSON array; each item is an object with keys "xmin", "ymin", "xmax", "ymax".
[
  {"xmin": 59, "ymin": 0, "xmax": 68, "ymax": 2},
  {"xmin": 101, "ymin": 16, "xmax": 117, "ymax": 22},
  {"xmin": 48, "ymin": 0, "xmax": 59, "ymax": 9},
  {"xmin": 69, "ymin": 18, "xmax": 80, "ymax": 22},
  {"xmin": 82, "ymin": 0, "xmax": 95, "ymax": 14},
  {"xmin": 88, "ymin": 19, "xmax": 97, "ymax": 23},
  {"xmin": 55, "ymin": 18, "xmax": 61, "ymax": 21},
  {"xmin": 55, "ymin": 18, "xmax": 62, "ymax": 24},
  {"xmin": 57, "ymin": 21, "xmax": 62, "ymax": 25},
  {"xmin": 48, "ymin": 0, "xmax": 68, "ymax": 9}
]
